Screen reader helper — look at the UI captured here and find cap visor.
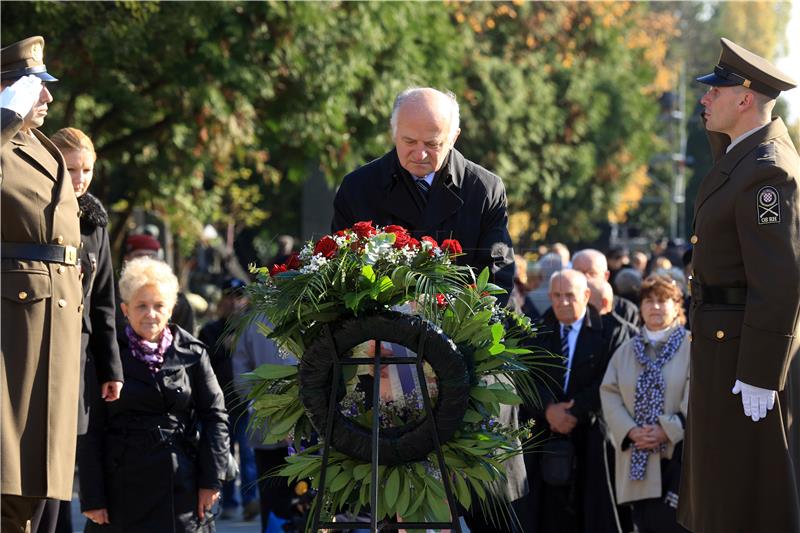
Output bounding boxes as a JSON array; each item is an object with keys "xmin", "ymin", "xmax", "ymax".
[
  {"xmin": 34, "ymin": 72, "xmax": 58, "ymax": 82},
  {"xmin": 696, "ymin": 72, "xmax": 737, "ymax": 86}
]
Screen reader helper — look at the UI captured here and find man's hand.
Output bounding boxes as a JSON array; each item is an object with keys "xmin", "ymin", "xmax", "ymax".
[
  {"xmin": 83, "ymin": 508, "xmax": 110, "ymax": 525},
  {"xmin": 732, "ymin": 379, "xmax": 776, "ymax": 422},
  {"xmin": 0, "ymin": 75, "xmax": 42, "ymax": 117},
  {"xmin": 101, "ymin": 381, "xmax": 123, "ymax": 402},
  {"xmin": 197, "ymin": 488, "xmax": 220, "ymax": 520},
  {"xmin": 545, "ymin": 399, "xmax": 577, "ymax": 435}
]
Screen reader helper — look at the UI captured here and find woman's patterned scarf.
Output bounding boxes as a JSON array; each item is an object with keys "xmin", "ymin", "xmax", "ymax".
[
  {"xmin": 630, "ymin": 326, "xmax": 686, "ymax": 480},
  {"xmin": 125, "ymin": 324, "xmax": 173, "ymax": 374}
]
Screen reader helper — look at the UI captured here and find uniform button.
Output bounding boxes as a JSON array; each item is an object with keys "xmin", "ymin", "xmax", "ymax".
[
  {"xmin": 78, "ymin": 304, "xmax": 84, "ymax": 313},
  {"xmin": 18, "ymin": 291, "xmax": 28, "ymax": 300},
  {"xmin": 688, "ymin": 333, "xmax": 693, "ymax": 341},
  {"xmin": 79, "ymin": 242, "xmax": 84, "ymax": 249},
  {"xmin": 715, "ymin": 330, "xmax": 725, "ymax": 340},
  {"xmin": 56, "ymin": 235, "xmax": 64, "ymax": 244},
  {"xmin": 176, "ymin": 387, "xmax": 183, "ymax": 394},
  {"xmin": 57, "ymin": 266, "xmax": 65, "ymax": 274},
  {"xmin": 79, "ymin": 272, "xmax": 84, "ymax": 281},
  {"xmin": 58, "ymin": 299, "xmax": 67, "ymax": 308},
  {"xmin": 690, "ymin": 235, "xmax": 699, "ymax": 245}
]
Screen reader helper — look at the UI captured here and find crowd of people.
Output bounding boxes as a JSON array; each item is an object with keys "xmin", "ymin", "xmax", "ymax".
[{"xmin": 2, "ymin": 31, "xmax": 799, "ymax": 533}]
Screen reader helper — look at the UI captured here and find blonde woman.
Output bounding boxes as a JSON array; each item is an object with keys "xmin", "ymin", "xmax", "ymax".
[{"xmin": 78, "ymin": 257, "xmax": 229, "ymax": 532}]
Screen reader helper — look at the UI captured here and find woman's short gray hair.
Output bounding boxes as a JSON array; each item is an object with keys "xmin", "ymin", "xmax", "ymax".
[
  {"xmin": 390, "ymin": 87, "xmax": 460, "ymax": 141},
  {"xmin": 118, "ymin": 257, "xmax": 179, "ymax": 307}
]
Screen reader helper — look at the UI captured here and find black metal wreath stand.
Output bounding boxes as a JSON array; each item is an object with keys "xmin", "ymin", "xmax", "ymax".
[{"xmin": 309, "ymin": 324, "xmax": 463, "ymax": 533}]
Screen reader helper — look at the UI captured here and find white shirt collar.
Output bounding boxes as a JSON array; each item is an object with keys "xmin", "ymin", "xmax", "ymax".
[{"xmin": 726, "ymin": 123, "xmax": 768, "ymax": 153}]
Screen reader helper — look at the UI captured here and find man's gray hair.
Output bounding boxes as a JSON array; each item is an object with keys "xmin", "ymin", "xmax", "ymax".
[{"xmin": 390, "ymin": 87, "xmax": 460, "ymax": 141}]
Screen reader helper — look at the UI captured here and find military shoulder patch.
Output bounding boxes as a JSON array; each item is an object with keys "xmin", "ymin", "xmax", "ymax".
[
  {"xmin": 755, "ymin": 143, "xmax": 776, "ymax": 165},
  {"xmin": 757, "ymin": 185, "xmax": 780, "ymax": 224}
]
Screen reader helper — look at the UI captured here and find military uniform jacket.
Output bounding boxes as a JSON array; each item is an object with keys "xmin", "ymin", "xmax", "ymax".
[
  {"xmin": 1, "ymin": 108, "xmax": 83, "ymax": 499},
  {"xmin": 332, "ymin": 148, "xmax": 516, "ymax": 298},
  {"xmin": 678, "ymin": 117, "xmax": 800, "ymax": 533}
]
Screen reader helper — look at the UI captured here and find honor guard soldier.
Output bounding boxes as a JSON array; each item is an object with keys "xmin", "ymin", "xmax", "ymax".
[
  {"xmin": 678, "ymin": 38, "xmax": 800, "ymax": 533},
  {"xmin": 1, "ymin": 36, "xmax": 84, "ymax": 531}
]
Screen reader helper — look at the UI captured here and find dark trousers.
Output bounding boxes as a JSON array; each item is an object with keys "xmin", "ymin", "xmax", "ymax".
[
  {"xmin": 631, "ymin": 498, "xmax": 689, "ymax": 533},
  {"xmin": 1, "ymin": 495, "xmax": 43, "ymax": 533},
  {"xmin": 31, "ymin": 499, "xmax": 72, "ymax": 533},
  {"xmin": 255, "ymin": 447, "xmax": 292, "ymax": 532}
]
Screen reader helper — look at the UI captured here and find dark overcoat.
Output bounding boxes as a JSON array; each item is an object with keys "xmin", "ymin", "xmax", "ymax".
[
  {"xmin": 78, "ymin": 325, "xmax": 229, "ymax": 533},
  {"xmin": 332, "ymin": 148, "xmax": 516, "ymax": 297},
  {"xmin": 678, "ymin": 117, "xmax": 800, "ymax": 533},
  {"xmin": 1, "ymin": 108, "xmax": 83, "ymax": 500},
  {"xmin": 522, "ymin": 306, "xmax": 620, "ymax": 533},
  {"xmin": 77, "ymin": 192, "xmax": 124, "ymax": 434}
]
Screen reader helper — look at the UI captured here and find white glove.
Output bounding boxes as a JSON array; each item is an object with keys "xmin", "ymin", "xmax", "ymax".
[
  {"xmin": 0, "ymin": 75, "xmax": 42, "ymax": 117},
  {"xmin": 732, "ymin": 379, "xmax": 776, "ymax": 422}
]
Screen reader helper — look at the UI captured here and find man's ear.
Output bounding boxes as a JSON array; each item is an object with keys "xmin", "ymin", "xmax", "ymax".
[
  {"xmin": 739, "ymin": 91, "xmax": 755, "ymax": 110},
  {"xmin": 450, "ymin": 128, "xmax": 461, "ymax": 147}
]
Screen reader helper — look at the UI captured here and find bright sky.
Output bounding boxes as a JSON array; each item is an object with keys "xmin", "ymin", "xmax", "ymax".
[{"xmin": 776, "ymin": 0, "xmax": 800, "ymax": 122}]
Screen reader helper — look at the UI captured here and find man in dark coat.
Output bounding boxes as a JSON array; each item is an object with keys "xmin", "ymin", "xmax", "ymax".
[
  {"xmin": 332, "ymin": 87, "xmax": 515, "ymax": 300},
  {"xmin": 332, "ymin": 87, "xmax": 522, "ymax": 531},
  {"xmin": 678, "ymin": 38, "xmax": 800, "ymax": 533},
  {"xmin": 1, "ymin": 37, "xmax": 84, "ymax": 530},
  {"xmin": 521, "ymin": 269, "xmax": 620, "ymax": 533}
]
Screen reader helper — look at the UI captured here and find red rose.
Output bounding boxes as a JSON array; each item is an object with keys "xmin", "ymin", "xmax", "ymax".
[
  {"xmin": 435, "ymin": 293, "xmax": 448, "ymax": 308},
  {"xmin": 313, "ymin": 236, "xmax": 338, "ymax": 258},
  {"xmin": 335, "ymin": 230, "xmax": 346, "ymax": 237},
  {"xmin": 393, "ymin": 232, "xmax": 412, "ymax": 249},
  {"xmin": 407, "ymin": 238, "xmax": 420, "ymax": 249},
  {"xmin": 421, "ymin": 236, "xmax": 438, "ymax": 248},
  {"xmin": 285, "ymin": 253, "xmax": 301, "ymax": 270},
  {"xmin": 352, "ymin": 221, "xmax": 376, "ymax": 239},
  {"xmin": 270, "ymin": 264, "xmax": 287, "ymax": 277},
  {"xmin": 384, "ymin": 225, "xmax": 408, "ymax": 235},
  {"xmin": 440, "ymin": 239, "xmax": 463, "ymax": 255}
]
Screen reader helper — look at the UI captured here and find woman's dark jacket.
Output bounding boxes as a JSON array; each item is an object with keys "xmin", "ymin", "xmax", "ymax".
[
  {"xmin": 78, "ymin": 325, "xmax": 229, "ymax": 533},
  {"xmin": 78, "ymin": 193, "xmax": 124, "ymax": 434}
]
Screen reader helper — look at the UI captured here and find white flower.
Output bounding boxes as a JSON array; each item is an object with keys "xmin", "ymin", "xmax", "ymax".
[{"xmin": 299, "ymin": 254, "xmax": 329, "ymax": 274}]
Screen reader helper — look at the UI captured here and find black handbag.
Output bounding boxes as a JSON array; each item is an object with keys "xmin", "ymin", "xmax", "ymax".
[{"xmin": 540, "ymin": 437, "xmax": 575, "ymax": 486}]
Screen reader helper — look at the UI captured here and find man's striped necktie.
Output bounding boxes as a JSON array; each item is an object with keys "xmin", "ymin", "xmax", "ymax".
[
  {"xmin": 415, "ymin": 178, "xmax": 431, "ymax": 201},
  {"xmin": 561, "ymin": 324, "xmax": 572, "ymax": 390}
]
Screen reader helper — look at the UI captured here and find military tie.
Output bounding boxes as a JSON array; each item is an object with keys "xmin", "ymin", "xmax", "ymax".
[
  {"xmin": 561, "ymin": 324, "xmax": 572, "ymax": 390},
  {"xmin": 415, "ymin": 177, "xmax": 431, "ymax": 202}
]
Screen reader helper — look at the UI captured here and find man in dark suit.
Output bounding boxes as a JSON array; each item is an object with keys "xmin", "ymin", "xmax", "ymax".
[
  {"xmin": 332, "ymin": 87, "xmax": 522, "ymax": 531},
  {"xmin": 332, "ymin": 87, "xmax": 515, "ymax": 299},
  {"xmin": 678, "ymin": 38, "xmax": 800, "ymax": 533},
  {"xmin": 523, "ymin": 269, "xmax": 619, "ymax": 533},
  {"xmin": 572, "ymin": 248, "xmax": 640, "ymax": 326}
]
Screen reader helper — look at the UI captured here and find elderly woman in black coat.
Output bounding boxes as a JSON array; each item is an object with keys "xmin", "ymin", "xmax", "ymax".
[{"xmin": 78, "ymin": 257, "xmax": 229, "ymax": 532}]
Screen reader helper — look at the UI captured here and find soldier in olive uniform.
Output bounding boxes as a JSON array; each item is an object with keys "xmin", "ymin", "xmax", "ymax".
[
  {"xmin": 678, "ymin": 38, "xmax": 800, "ymax": 533},
  {"xmin": 0, "ymin": 37, "xmax": 84, "ymax": 531}
]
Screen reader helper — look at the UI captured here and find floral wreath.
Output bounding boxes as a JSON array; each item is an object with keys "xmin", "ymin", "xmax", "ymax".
[{"xmin": 242, "ymin": 221, "xmax": 544, "ymax": 528}]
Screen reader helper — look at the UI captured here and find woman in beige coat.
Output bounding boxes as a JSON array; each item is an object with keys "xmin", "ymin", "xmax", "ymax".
[{"xmin": 600, "ymin": 275, "xmax": 690, "ymax": 533}]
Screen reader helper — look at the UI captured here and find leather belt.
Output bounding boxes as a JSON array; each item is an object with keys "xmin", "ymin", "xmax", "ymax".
[
  {"xmin": 690, "ymin": 279, "xmax": 747, "ymax": 305},
  {"xmin": 1, "ymin": 242, "xmax": 79, "ymax": 266}
]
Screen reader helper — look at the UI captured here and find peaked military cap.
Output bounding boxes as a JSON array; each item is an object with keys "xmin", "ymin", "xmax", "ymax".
[
  {"xmin": 1, "ymin": 36, "xmax": 58, "ymax": 82},
  {"xmin": 696, "ymin": 37, "xmax": 796, "ymax": 99}
]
